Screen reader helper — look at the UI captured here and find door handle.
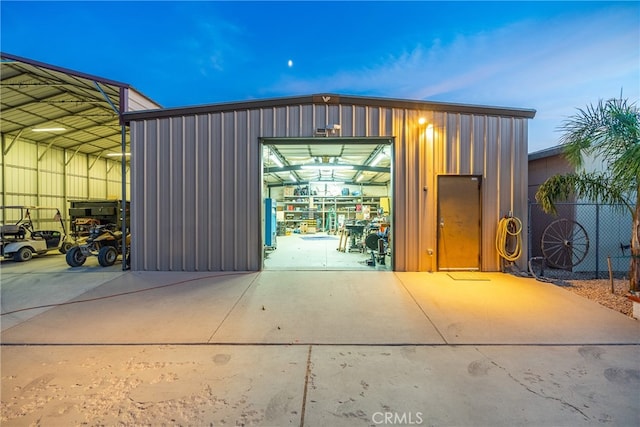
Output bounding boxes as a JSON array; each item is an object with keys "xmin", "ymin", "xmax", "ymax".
[{"xmin": 439, "ymin": 218, "xmax": 445, "ymax": 228}]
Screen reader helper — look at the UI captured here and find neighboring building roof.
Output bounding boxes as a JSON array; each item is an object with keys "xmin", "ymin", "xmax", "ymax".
[
  {"xmin": 123, "ymin": 93, "xmax": 536, "ymax": 123},
  {"xmin": 528, "ymin": 145, "xmax": 565, "ymax": 161}
]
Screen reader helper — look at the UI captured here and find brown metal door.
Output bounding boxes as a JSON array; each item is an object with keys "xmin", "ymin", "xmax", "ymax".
[{"xmin": 437, "ymin": 175, "xmax": 481, "ymax": 270}]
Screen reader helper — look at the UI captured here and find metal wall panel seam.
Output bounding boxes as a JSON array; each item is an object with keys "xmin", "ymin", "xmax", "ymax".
[
  {"xmin": 194, "ymin": 115, "xmax": 200, "ymax": 270},
  {"xmin": 234, "ymin": 110, "xmax": 239, "ymax": 270},
  {"xmin": 148, "ymin": 119, "xmax": 155, "ymax": 270},
  {"xmin": 180, "ymin": 116, "xmax": 186, "ymax": 271},
  {"xmin": 214, "ymin": 112, "xmax": 222, "ymax": 270},
  {"xmin": 396, "ymin": 108, "xmax": 408, "ymax": 270},
  {"xmin": 219, "ymin": 112, "xmax": 226, "ymax": 270},
  {"xmin": 418, "ymin": 113, "xmax": 426, "ymax": 271},
  {"xmin": 205, "ymin": 114, "xmax": 212, "ymax": 270},
  {"xmin": 155, "ymin": 119, "xmax": 162, "ymax": 270},
  {"xmin": 248, "ymin": 113, "xmax": 254, "ymax": 270},
  {"xmin": 286, "ymin": 105, "xmax": 290, "ymax": 137},
  {"xmin": 233, "ymin": 107, "xmax": 240, "ymax": 271},
  {"xmin": 298, "ymin": 104, "xmax": 303, "ymax": 136},
  {"xmin": 232, "ymin": 111, "xmax": 238, "ymax": 270},
  {"xmin": 169, "ymin": 117, "xmax": 175, "ymax": 271},
  {"xmin": 509, "ymin": 117, "xmax": 515, "ymax": 213},
  {"xmin": 151, "ymin": 119, "xmax": 158, "ymax": 270},
  {"xmin": 207, "ymin": 114, "xmax": 214, "ymax": 270}
]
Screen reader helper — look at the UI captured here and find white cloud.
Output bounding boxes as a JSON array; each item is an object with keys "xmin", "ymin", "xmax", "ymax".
[{"xmin": 265, "ymin": 6, "xmax": 638, "ymax": 151}]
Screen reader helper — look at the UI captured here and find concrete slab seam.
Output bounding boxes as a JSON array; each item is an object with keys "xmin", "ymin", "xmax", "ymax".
[
  {"xmin": 394, "ymin": 272, "xmax": 449, "ymax": 344},
  {"xmin": 0, "ymin": 271, "xmax": 253, "ymax": 317},
  {"xmin": 206, "ymin": 272, "xmax": 261, "ymax": 343},
  {"xmin": 299, "ymin": 345, "xmax": 313, "ymax": 427},
  {"xmin": 3, "ymin": 342, "xmax": 640, "ymax": 347}
]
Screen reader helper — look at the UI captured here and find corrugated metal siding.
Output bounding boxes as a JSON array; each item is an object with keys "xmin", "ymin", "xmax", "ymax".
[
  {"xmin": 0, "ymin": 138, "xmax": 127, "ymax": 228},
  {"xmin": 129, "ymin": 102, "xmax": 529, "ymax": 272},
  {"xmin": 131, "ymin": 113, "xmax": 261, "ymax": 271}
]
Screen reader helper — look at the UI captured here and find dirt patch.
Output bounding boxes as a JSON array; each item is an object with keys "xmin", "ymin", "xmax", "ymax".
[{"xmin": 562, "ymin": 278, "xmax": 634, "ymax": 318}]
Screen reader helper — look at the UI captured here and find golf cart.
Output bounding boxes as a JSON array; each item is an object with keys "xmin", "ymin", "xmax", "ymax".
[{"xmin": 0, "ymin": 206, "xmax": 71, "ymax": 262}]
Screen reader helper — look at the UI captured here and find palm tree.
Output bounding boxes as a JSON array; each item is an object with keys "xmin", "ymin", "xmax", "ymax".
[{"xmin": 535, "ymin": 96, "xmax": 639, "ymax": 292}]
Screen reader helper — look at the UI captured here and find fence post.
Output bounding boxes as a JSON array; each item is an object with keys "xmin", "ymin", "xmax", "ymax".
[
  {"xmin": 595, "ymin": 203, "xmax": 600, "ymax": 279},
  {"xmin": 607, "ymin": 255, "xmax": 614, "ymax": 293},
  {"xmin": 528, "ymin": 201, "xmax": 532, "ymax": 272}
]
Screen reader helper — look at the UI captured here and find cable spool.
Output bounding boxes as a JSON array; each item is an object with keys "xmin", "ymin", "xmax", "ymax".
[{"xmin": 496, "ymin": 216, "xmax": 522, "ymax": 262}]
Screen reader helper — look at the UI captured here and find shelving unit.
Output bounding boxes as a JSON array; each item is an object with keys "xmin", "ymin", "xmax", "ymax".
[{"xmin": 279, "ymin": 185, "xmax": 383, "ymax": 233}]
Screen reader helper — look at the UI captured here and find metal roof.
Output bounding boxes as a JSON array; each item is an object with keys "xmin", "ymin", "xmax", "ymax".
[
  {"xmin": 528, "ymin": 145, "xmax": 565, "ymax": 161},
  {"xmin": 123, "ymin": 93, "xmax": 536, "ymax": 122},
  {"xmin": 0, "ymin": 52, "xmax": 159, "ymax": 157},
  {"xmin": 124, "ymin": 94, "xmax": 535, "ymax": 187}
]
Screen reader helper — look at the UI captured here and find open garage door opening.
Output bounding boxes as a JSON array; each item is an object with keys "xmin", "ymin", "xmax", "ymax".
[{"xmin": 261, "ymin": 138, "xmax": 393, "ymax": 271}]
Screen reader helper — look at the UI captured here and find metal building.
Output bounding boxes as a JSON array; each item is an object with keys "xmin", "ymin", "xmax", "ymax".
[
  {"xmin": 1, "ymin": 53, "xmax": 160, "ymax": 232},
  {"xmin": 124, "ymin": 94, "xmax": 535, "ymax": 272}
]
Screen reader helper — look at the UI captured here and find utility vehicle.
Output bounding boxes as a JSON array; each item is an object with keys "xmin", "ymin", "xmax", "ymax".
[
  {"xmin": 0, "ymin": 206, "xmax": 71, "ymax": 262},
  {"xmin": 65, "ymin": 223, "xmax": 130, "ymax": 267}
]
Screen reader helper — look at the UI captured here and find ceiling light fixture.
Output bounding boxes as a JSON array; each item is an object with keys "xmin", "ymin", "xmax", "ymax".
[
  {"xmin": 107, "ymin": 152, "xmax": 131, "ymax": 157},
  {"xmin": 289, "ymin": 173, "xmax": 297, "ymax": 182},
  {"xmin": 32, "ymin": 127, "xmax": 66, "ymax": 132},
  {"xmin": 370, "ymin": 153, "xmax": 386, "ymax": 167},
  {"xmin": 301, "ymin": 164, "xmax": 353, "ymax": 170},
  {"xmin": 271, "ymin": 156, "xmax": 284, "ymax": 167},
  {"xmin": 311, "ymin": 181, "xmax": 345, "ymax": 186}
]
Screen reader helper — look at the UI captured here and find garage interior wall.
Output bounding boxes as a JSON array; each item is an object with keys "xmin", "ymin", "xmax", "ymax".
[
  {"xmin": 0, "ymin": 138, "xmax": 129, "ymax": 227},
  {"xmin": 129, "ymin": 99, "xmax": 530, "ymax": 272}
]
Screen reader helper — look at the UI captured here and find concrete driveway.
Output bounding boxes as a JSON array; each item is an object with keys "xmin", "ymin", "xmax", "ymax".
[{"xmin": 1, "ymin": 259, "xmax": 639, "ymax": 426}]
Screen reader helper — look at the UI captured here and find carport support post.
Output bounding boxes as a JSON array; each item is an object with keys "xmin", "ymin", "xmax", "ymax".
[
  {"xmin": 1, "ymin": 133, "xmax": 5, "ymax": 209},
  {"xmin": 120, "ymin": 123, "xmax": 127, "ymax": 271}
]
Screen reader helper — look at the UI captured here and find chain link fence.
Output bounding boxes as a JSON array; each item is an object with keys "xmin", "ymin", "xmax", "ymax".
[{"xmin": 528, "ymin": 202, "xmax": 632, "ymax": 280}]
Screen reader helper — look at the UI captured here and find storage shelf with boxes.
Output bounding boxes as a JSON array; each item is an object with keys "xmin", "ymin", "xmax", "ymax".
[{"xmin": 275, "ymin": 184, "xmax": 389, "ymax": 235}]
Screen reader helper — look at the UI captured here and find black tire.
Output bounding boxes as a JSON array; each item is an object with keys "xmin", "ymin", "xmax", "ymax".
[
  {"xmin": 98, "ymin": 246, "xmax": 118, "ymax": 267},
  {"xmin": 66, "ymin": 246, "xmax": 86, "ymax": 267},
  {"xmin": 15, "ymin": 247, "xmax": 33, "ymax": 262},
  {"xmin": 59, "ymin": 241, "xmax": 73, "ymax": 254}
]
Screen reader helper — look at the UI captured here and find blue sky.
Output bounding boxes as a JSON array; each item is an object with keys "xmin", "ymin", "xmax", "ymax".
[{"xmin": 2, "ymin": 1, "xmax": 638, "ymax": 152}]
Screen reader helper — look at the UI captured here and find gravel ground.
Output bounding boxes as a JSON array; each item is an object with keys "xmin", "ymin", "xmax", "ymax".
[{"xmin": 562, "ymin": 278, "xmax": 634, "ymax": 318}]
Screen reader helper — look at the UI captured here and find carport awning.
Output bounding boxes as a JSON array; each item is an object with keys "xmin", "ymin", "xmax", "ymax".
[{"xmin": 0, "ymin": 52, "xmax": 159, "ymax": 157}]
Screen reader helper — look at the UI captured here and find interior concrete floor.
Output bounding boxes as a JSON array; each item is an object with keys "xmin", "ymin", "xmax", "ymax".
[{"xmin": 263, "ymin": 232, "xmax": 391, "ymax": 271}]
